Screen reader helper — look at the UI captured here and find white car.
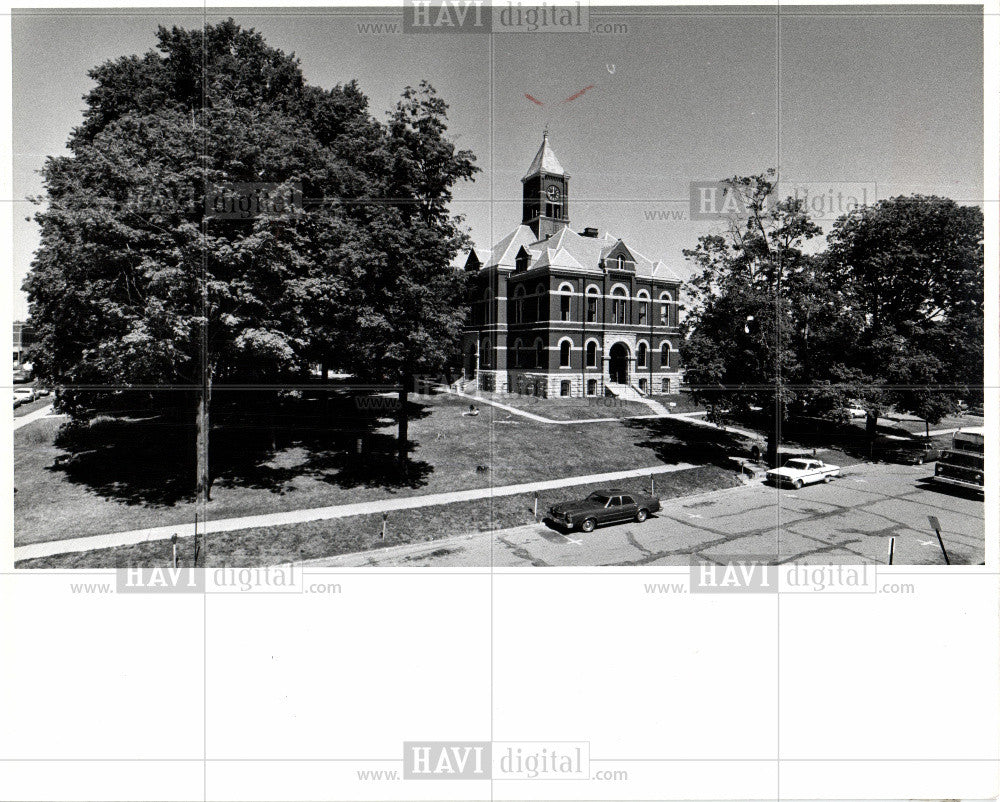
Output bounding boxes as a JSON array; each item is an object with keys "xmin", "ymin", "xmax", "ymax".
[
  {"xmin": 845, "ymin": 403, "xmax": 866, "ymax": 419},
  {"xmin": 13, "ymin": 388, "xmax": 35, "ymax": 406},
  {"xmin": 766, "ymin": 458, "xmax": 841, "ymax": 489}
]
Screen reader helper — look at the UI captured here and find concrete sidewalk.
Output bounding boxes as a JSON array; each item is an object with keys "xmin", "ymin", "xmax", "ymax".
[
  {"xmin": 13, "ymin": 403, "xmax": 57, "ymax": 431},
  {"xmin": 13, "ymin": 461, "xmax": 696, "ymax": 562}
]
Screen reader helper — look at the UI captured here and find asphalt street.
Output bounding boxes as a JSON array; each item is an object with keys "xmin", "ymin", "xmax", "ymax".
[{"xmin": 308, "ymin": 461, "xmax": 985, "ymax": 567}]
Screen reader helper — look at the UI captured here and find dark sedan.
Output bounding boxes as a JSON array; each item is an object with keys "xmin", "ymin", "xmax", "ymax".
[
  {"xmin": 547, "ymin": 488, "xmax": 661, "ymax": 533},
  {"xmin": 872, "ymin": 440, "xmax": 942, "ymax": 465}
]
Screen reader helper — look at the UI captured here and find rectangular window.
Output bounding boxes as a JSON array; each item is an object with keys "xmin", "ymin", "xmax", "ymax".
[
  {"xmin": 560, "ymin": 295, "xmax": 571, "ymax": 321},
  {"xmin": 613, "ymin": 300, "xmax": 626, "ymax": 324},
  {"xmin": 638, "ymin": 302, "xmax": 647, "ymax": 324},
  {"xmin": 660, "ymin": 304, "xmax": 668, "ymax": 325},
  {"xmin": 662, "ymin": 378, "xmax": 671, "ymax": 394},
  {"xmin": 586, "ymin": 297, "xmax": 597, "ymax": 322}
]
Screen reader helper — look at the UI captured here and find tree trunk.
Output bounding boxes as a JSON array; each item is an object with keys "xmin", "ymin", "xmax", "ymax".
[
  {"xmin": 766, "ymin": 430, "xmax": 779, "ymax": 468},
  {"xmin": 865, "ymin": 411, "xmax": 878, "ymax": 459},
  {"xmin": 765, "ymin": 396, "xmax": 784, "ymax": 467},
  {"xmin": 196, "ymin": 375, "xmax": 212, "ymax": 503},
  {"xmin": 397, "ymin": 378, "xmax": 409, "ymax": 465}
]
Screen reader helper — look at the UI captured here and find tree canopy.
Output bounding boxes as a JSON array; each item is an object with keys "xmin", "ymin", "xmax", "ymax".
[
  {"xmin": 680, "ymin": 176, "xmax": 983, "ymax": 454},
  {"xmin": 25, "ymin": 19, "xmax": 478, "ymax": 442}
]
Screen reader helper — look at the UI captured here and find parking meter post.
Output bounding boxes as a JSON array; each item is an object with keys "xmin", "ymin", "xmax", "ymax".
[
  {"xmin": 171, "ymin": 533, "xmax": 178, "ymax": 569},
  {"xmin": 888, "ymin": 536, "xmax": 894, "ymax": 565},
  {"xmin": 381, "ymin": 512, "xmax": 387, "ymax": 540},
  {"xmin": 533, "ymin": 493, "xmax": 538, "ymax": 521},
  {"xmin": 650, "ymin": 475, "xmax": 654, "ymax": 495}
]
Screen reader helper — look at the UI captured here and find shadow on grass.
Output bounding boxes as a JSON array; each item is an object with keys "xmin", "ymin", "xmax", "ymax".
[
  {"xmin": 618, "ymin": 416, "xmax": 756, "ymax": 469},
  {"xmin": 49, "ymin": 392, "xmax": 433, "ymax": 507}
]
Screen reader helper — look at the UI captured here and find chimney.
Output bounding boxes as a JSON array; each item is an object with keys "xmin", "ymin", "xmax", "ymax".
[{"xmin": 581, "ymin": 227, "xmax": 599, "ymax": 238}]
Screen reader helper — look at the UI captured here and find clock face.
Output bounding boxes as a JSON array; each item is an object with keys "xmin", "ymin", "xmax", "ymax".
[{"xmin": 545, "ymin": 184, "xmax": 561, "ymax": 201}]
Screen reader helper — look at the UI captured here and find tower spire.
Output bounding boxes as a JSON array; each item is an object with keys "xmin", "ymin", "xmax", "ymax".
[{"xmin": 521, "ymin": 130, "xmax": 569, "ymax": 238}]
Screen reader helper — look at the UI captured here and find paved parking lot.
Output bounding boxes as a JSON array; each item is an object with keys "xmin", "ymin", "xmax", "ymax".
[{"xmin": 310, "ymin": 461, "xmax": 985, "ymax": 567}]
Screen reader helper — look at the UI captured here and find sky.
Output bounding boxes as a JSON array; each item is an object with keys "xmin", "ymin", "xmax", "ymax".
[{"xmin": 10, "ymin": 5, "xmax": 984, "ymax": 319}]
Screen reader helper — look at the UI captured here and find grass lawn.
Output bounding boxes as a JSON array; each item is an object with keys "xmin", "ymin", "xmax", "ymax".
[
  {"xmin": 15, "ymin": 393, "xmax": 746, "ymax": 547},
  {"xmin": 16, "ymin": 465, "xmax": 742, "ymax": 568},
  {"xmin": 883, "ymin": 413, "xmax": 984, "ymax": 436}
]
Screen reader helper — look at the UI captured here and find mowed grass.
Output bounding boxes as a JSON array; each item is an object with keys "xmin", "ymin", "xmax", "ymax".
[
  {"xmin": 17, "ymin": 465, "xmax": 741, "ymax": 568},
  {"xmin": 15, "ymin": 393, "xmax": 733, "ymax": 546}
]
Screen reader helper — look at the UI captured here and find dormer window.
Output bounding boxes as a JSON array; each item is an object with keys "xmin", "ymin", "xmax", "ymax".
[
  {"xmin": 515, "ymin": 249, "xmax": 530, "ymax": 272},
  {"xmin": 617, "ymin": 255, "xmax": 625, "ymax": 270}
]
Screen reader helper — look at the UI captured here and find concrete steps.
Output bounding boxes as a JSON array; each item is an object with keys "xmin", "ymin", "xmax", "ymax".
[{"xmin": 606, "ymin": 382, "xmax": 670, "ymax": 416}]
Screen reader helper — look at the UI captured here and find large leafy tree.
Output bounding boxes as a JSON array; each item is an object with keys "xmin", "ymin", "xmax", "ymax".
[
  {"xmin": 24, "ymin": 20, "xmax": 476, "ymax": 492},
  {"xmin": 330, "ymin": 82, "xmax": 477, "ymax": 461},
  {"xmin": 823, "ymin": 196, "xmax": 984, "ymax": 439},
  {"xmin": 680, "ymin": 171, "xmax": 832, "ymax": 462}
]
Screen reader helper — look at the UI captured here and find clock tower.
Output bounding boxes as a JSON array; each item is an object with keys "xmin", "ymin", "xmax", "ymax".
[{"xmin": 521, "ymin": 131, "xmax": 570, "ymax": 239}]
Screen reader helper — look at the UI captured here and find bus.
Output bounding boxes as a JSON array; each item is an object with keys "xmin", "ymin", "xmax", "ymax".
[{"xmin": 931, "ymin": 427, "xmax": 985, "ymax": 493}]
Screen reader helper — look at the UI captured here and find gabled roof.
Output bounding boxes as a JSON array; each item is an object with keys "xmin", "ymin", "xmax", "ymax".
[
  {"xmin": 532, "ymin": 245, "xmax": 585, "ymax": 271},
  {"xmin": 482, "ymin": 225, "xmax": 539, "ymax": 269},
  {"xmin": 522, "ymin": 131, "xmax": 566, "ymax": 181},
  {"xmin": 473, "ymin": 224, "xmax": 683, "ymax": 283}
]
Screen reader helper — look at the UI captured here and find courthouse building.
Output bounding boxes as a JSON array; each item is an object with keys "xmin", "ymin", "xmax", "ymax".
[{"xmin": 461, "ymin": 132, "xmax": 684, "ymax": 399}]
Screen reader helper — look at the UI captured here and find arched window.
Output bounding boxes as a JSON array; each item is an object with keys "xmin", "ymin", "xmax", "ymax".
[
  {"xmin": 514, "ymin": 285, "xmax": 526, "ymax": 324},
  {"xmin": 660, "ymin": 340, "xmax": 671, "ymax": 366},
  {"xmin": 481, "ymin": 338, "xmax": 491, "ymax": 368},
  {"xmin": 558, "ymin": 282, "xmax": 573, "ymax": 321},
  {"xmin": 559, "ymin": 340, "xmax": 571, "ymax": 367},
  {"xmin": 533, "ymin": 283, "xmax": 546, "ymax": 321},
  {"xmin": 637, "ymin": 290, "xmax": 649, "ymax": 324},
  {"xmin": 586, "ymin": 340, "xmax": 598, "ymax": 368},
  {"xmin": 586, "ymin": 285, "xmax": 599, "ymax": 323},
  {"xmin": 481, "ymin": 287, "xmax": 493, "ymax": 325},
  {"xmin": 611, "ymin": 286, "xmax": 628, "ymax": 324},
  {"xmin": 617, "ymin": 255, "xmax": 626, "ymax": 270},
  {"xmin": 534, "ymin": 338, "xmax": 545, "ymax": 369},
  {"xmin": 513, "ymin": 338, "xmax": 523, "ymax": 369},
  {"xmin": 659, "ymin": 291, "xmax": 672, "ymax": 326},
  {"xmin": 637, "ymin": 341, "xmax": 647, "ymax": 367}
]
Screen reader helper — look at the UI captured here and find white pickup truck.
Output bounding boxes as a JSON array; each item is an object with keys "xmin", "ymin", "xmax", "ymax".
[{"xmin": 766, "ymin": 458, "xmax": 841, "ymax": 489}]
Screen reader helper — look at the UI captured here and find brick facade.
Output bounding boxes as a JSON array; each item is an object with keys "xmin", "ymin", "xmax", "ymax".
[{"xmin": 461, "ymin": 133, "xmax": 684, "ymax": 400}]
